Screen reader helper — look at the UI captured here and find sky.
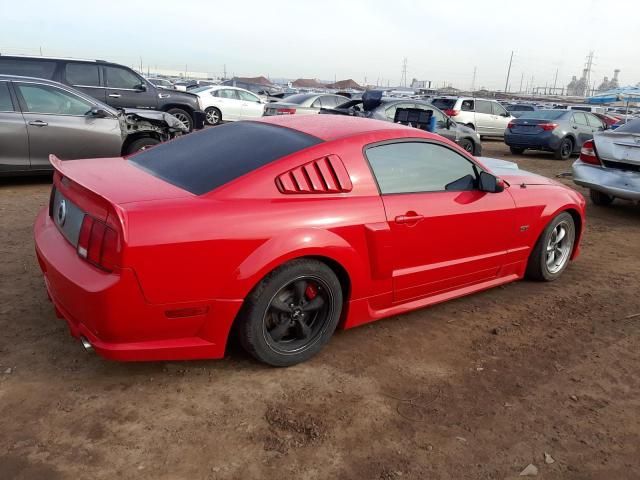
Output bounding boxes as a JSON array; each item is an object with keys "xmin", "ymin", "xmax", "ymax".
[{"xmin": 0, "ymin": 0, "xmax": 637, "ymax": 91}]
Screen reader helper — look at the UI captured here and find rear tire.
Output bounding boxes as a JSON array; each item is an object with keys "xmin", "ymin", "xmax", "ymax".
[
  {"xmin": 526, "ymin": 212, "xmax": 575, "ymax": 282},
  {"xmin": 458, "ymin": 138, "xmax": 474, "ymax": 154},
  {"xmin": 510, "ymin": 146, "xmax": 525, "ymax": 155},
  {"xmin": 205, "ymin": 107, "xmax": 222, "ymax": 125},
  {"xmin": 554, "ymin": 137, "xmax": 573, "ymax": 160},
  {"xmin": 166, "ymin": 108, "xmax": 193, "ymax": 131},
  {"xmin": 589, "ymin": 189, "xmax": 614, "ymax": 206},
  {"xmin": 237, "ymin": 259, "xmax": 343, "ymax": 367},
  {"xmin": 125, "ymin": 137, "xmax": 160, "ymax": 154}
]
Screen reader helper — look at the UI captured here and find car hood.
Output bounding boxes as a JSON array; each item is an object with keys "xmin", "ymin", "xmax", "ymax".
[{"xmin": 478, "ymin": 157, "xmax": 562, "ymax": 186}]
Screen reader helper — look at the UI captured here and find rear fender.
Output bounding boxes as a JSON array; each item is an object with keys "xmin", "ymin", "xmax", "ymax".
[{"xmin": 221, "ymin": 228, "xmax": 369, "ymax": 300}]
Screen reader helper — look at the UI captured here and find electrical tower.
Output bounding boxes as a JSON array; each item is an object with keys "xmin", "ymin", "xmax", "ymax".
[
  {"xmin": 584, "ymin": 51, "xmax": 595, "ymax": 97},
  {"xmin": 400, "ymin": 57, "xmax": 408, "ymax": 87},
  {"xmin": 470, "ymin": 66, "xmax": 477, "ymax": 92}
]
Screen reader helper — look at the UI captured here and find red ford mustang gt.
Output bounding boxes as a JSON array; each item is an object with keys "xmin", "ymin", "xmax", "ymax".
[{"xmin": 34, "ymin": 115, "xmax": 585, "ymax": 366}]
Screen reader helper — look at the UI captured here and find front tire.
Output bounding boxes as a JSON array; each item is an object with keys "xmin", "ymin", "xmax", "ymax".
[
  {"xmin": 589, "ymin": 189, "xmax": 614, "ymax": 206},
  {"xmin": 205, "ymin": 107, "xmax": 222, "ymax": 125},
  {"xmin": 554, "ymin": 137, "xmax": 573, "ymax": 160},
  {"xmin": 526, "ymin": 212, "xmax": 576, "ymax": 281},
  {"xmin": 166, "ymin": 108, "xmax": 193, "ymax": 131},
  {"xmin": 237, "ymin": 259, "xmax": 343, "ymax": 367},
  {"xmin": 125, "ymin": 137, "xmax": 160, "ymax": 154}
]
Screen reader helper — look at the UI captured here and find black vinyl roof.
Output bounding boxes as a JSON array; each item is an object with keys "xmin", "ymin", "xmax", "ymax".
[{"xmin": 130, "ymin": 121, "xmax": 323, "ymax": 195}]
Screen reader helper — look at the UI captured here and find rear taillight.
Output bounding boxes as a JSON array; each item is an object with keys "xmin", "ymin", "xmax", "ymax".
[
  {"xmin": 77, "ymin": 215, "xmax": 120, "ymax": 272},
  {"xmin": 444, "ymin": 109, "xmax": 459, "ymax": 117},
  {"xmin": 579, "ymin": 139, "xmax": 601, "ymax": 166},
  {"xmin": 276, "ymin": 108, "xmax": 296, "ymax": 115},
  {"xmin": 507, "ymin": 121, "xmax": 516, "ymax": 129},
  {"xmin": 539, "ymin": 122, "xmax": 558, "ymax": 131}
]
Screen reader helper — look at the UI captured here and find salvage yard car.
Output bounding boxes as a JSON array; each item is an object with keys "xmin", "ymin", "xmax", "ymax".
[
  {"xmin": 0, "ymin": 55, "xmax": 205, "ymax": 131},
  {"xmin": 572, "ymin": 118, "xmax": 640, "ymax": 205},
  {"xmin": 34, "ymin": 115, "xmax": 585, "ymax": 366},
  {"xmin": 431, "ymin": 97, "xmax": 514, "ymax": 137},
  {"xmin": 263, "ymin": 93, "xmax": 347, "ymax": 116},
  {"xmin": 505, "ymin": 110, "xmax": 606, "ymax": 160},
  {"xmin": 192, "ymin": 85, "xmax": 266, "ymax": 125},
  {"xmin": 0, "ymin": 75, "xmax": 187, "ymax": 175}
]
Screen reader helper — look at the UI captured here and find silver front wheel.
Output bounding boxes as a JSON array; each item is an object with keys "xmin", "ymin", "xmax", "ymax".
[{"xmin": 546, "ymin": 221, "xmax": 573, "ymax": 274}]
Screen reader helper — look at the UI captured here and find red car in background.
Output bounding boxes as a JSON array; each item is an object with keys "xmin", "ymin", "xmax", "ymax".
[{"xmin": 34, "ymin": 115, "xmax": 585, "ymax": 366}]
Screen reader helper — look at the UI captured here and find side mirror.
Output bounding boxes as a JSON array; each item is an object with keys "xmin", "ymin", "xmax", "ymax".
[
  {"xmin": 134, "ymin": 83, "xmax": 147, "ymax": 92},
  {"xmin": 479, "ymin": 171, "xmax": 505, "ymax": 193},
  {"xmin": 87, "ymin": 106, "xmax": 108, "ymax": 118}
]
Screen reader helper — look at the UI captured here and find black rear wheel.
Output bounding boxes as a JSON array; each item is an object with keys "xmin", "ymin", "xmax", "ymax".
[
  {"xmin": 554, "ymin": 137, "xmax": 573, "ymax": 160},
  {"xmin": 237, "ymin": 259, "xmax": 343, "ymax": 366},
  {"xmin": 458, "ymin": 138, "xmax": 474, "ymax": 154},
  {"xmin": 589, "ymin": 189, "xmax": 614, "ymax": 206},
  {"xmin": 510, "ymin": 146, "xmax": 525, "ymax": 155}
]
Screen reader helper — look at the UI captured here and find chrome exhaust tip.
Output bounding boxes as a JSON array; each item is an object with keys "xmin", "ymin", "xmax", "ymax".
[{"xmin": 80, "ymin": 337, "xmax": 94, "ymax": 353}]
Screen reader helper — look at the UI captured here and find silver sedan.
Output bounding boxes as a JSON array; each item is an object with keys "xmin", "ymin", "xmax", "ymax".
[
  {"xmin": 263, "ymin": 93, "xmax": 347, "ymax": 116},
  {"xmin": 572, "ymin": 118, "xmax": 640, "ymax": 205}
]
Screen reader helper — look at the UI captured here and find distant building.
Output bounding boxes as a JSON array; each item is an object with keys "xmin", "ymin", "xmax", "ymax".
[
  {"xmin": 597, "ymin": 69, "xmax": 620, "ymax": 92},
  {"xmin": 410, "ymin": 78, "xmax": 432, "ymax": 89}
]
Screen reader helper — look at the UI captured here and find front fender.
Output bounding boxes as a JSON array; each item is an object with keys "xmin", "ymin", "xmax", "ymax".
[{"xmin": 219, "ymin": 228, "xmax": 370, "ymax": 300}]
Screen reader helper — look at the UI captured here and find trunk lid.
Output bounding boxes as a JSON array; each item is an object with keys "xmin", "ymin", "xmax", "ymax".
[
  {"xmin": 595, "ymin": 131, "xmax": 640, "ymax": 168},
  {"xmin": 509, "ymin": 118, "xmax": 550, "ymax": 135}
]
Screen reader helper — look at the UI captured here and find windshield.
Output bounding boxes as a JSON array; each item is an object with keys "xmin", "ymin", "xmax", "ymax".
[
  {"xmin": 189, "ymin": 86, "xmax": 212, "ymax": 94},
  {"xmin": 431, "ymin": 98, "xmax": 457, "ymax": 109},
  {"xmin": 517, "ymin": 110, "xmax": 567, "ymax": 120},
  {"xmin": 614, "ymin": 118, "xmax": 640, "ymax": 134}
]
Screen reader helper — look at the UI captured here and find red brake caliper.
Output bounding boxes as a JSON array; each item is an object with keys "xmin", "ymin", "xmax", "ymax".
[{"xmin": 305, "ymin": 283, "xmax": 318, "ymax": 300}]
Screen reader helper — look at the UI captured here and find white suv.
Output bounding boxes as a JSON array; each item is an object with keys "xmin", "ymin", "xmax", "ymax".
[{"xmin": 431, "ymin": 97, "xmax": 514, "ymax": 137}]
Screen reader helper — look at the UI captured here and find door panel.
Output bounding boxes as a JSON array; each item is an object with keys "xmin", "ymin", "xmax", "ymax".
[
  {"xmin": 382, "ymin": 191, "xmax": 516, "ymax": 301},
  {"xmin": 237, "ymin": 90, "xmax": 264, "ymax": 119},
  {"xmin": 474, "ymin": 100, "xmax": 494, "ymax": 135},
  {"xmin": 103, "ymin": 66, "xmax": 156, "ymax": 109},
  {"xmin": 571, "ymin": 112, "xmax": 592, "ymax": 148},
  {"xmin": 0, "ymin": 111, "xmax": 29, "ymax": 171},
  {"xmin": 365, "ymin": 140, "xmax": 517, "ymax": 303}
]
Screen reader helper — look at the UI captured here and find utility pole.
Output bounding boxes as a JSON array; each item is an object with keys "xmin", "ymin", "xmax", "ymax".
[
  {"xmin": 504, "ymin": 51, "xmax": 514, "ymax": 93},
  {"xmin": 139, "ymin": 57, "xmax": 143, "ymax": 73},
  {"xmin": 584, "ymin": 51, "xmax": 595, "ymax": 97},
  {"xmin": 519, "ymin": 72, "xmax": 524, "ymax": 93},
  {"xmin": 223, "ymin": 64, "xmax": 227, "ymax": 80},
  {"xmin": 39, "ymin": 46, "xmax": 43, "ymax": 55},
  {"xmin": 470, "ymin": 66, "xmax": 477, "ymax": 92},
  {"xmin": 400, "ymin": 57, "xmax": 408, "ymax": 87},
  {"xmin": 553, "ymin": 68, "xmax": 559, "ymax": 93}
]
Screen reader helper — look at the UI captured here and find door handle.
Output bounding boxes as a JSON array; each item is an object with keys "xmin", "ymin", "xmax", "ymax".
[
  {"xmin": 395, "ymin": 213, "xmax": 424, "ymax": 224},
  {"xmin": 28, "ymin": 120, "xmax": 48, "ymax": 127},
  {"xmin": 572, "ymin": 125, "xmax": 578, "ymax": 129},
  {"xmin": 108, "ymin": 93, "xmax": 121, "ymax": 98}
]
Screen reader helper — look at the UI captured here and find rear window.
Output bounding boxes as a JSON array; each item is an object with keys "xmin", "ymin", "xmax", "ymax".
[
  {"xmin": 614, "ymin": 118, "xmax": 640, "ymax": 134},
  {"xmin": 0, "ymin": 58, "xmax": 57, "ymax": 79},
  {"xmin": 431, "ymin": 98, "xmax": 457, "ymax": 109},
  {"xmin": 283, "ymin": 94, "xmax": 316, "ymax": 105},
  {"xmin": 517, "ymin": 110, "xmax": 567, "ymax": 120},
  {"xmin": 129, "ymin": 122, "xmax": 323, "ymax": 195}
]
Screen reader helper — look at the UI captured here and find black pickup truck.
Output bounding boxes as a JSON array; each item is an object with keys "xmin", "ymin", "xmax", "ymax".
[{"xmin": 0, "ymin": 55, "xmax": 205, "ymax": 131}]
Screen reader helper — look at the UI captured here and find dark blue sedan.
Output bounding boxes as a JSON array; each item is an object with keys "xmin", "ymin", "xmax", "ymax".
[{"xmin": 504, "ymin": 110, "xmax": 606, "ymax": 160}]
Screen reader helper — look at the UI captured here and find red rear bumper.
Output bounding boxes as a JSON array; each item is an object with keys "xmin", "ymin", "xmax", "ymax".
[{"xmin": 34, "ymin": 208, "xmax": 241, "ymax": 361}]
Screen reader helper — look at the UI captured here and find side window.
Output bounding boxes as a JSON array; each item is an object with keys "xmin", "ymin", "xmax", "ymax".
[
  {"xmin": 385, "ymin": 103, "xmax": 413, "ymax": 121},
  {"xmin": 65, "ymin": 63, "xmax": 100, "ymax": 86},
  {"xmin": 104, "ymin": 66, "xmax": 143, "ymax": 89},
  {"xmin": 237, "ymin": 90, "xmax": 259, "ymax": 102},
  {"xmin": 320, "ymin": 96, "xmax": 341, "ymax": 108},
  {"xmin": 312, "ymin": 97, "xmax": 323, "ymax": 108},
  {"xmin": 572, "ymin": 112, "xmax": 589, "ymax": 126},
  {"xmin": 0, "ymin": 82, "xmax": 15, "ymax": 111},
  {"xmin": 16, "ymin": 83, "xmax": 93, "ymax": 116},
  {"xmin": 475, "ymin": 100, "xmax": 493, "ymax": 114},
  {"xmin": 218, "ymin": 89, "xmax": 239, "ymax": 100},
  {"xmin": 461, "ymin": 99, "xmax": 474, "ymax": 111},
  {"xmin": 492, "ymin": 102, "xmax": 507, "ymax": 116},
  {"xmin": 0, "ymin": 59, "xmax": 56, "ymax": 79},
  {"xmin": 586, "ymin": 114, "xmax": 604, "ymax": 128},
  {"xmin": 366, "ymin": 142, "xmax": 478, "ymax": 194}
]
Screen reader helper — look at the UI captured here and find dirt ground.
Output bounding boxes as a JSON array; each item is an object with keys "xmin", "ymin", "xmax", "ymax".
[{"xmin": 1, "ymin": 140, "xmax": 639, "ymax": 480}]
